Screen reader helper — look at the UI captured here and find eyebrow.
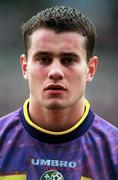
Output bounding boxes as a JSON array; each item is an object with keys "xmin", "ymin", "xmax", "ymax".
[
  {"xmin": 34, "ymin": 51, "xmax": 79, "ymax": 58},
  {"xmin": 60, "ymin": 53, "xmax": 79, "ymax": 59}
]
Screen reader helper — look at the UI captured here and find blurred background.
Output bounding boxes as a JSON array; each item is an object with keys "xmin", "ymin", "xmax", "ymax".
[{"xmin": 0, "ymin": 0, "xmax": 118, "ymax": 127}]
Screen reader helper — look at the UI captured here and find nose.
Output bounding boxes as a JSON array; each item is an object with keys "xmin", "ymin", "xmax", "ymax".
[{"xmin": 48, "ymin": 61, "xmax": 64, "ymax": 80}]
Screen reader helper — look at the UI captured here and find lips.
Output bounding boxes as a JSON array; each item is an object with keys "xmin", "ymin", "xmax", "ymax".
[{"xmin": 44, "ymin": 84, "xmax": 67, "ymax": 91}]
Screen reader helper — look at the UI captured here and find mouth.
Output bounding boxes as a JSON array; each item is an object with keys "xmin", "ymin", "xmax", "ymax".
[{"xmin": 44, "ymin": 84, "xmax": 67, "ymax": 92}]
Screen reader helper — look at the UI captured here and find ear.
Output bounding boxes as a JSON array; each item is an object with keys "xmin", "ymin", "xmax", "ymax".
[
  {"xmin": 86, "ymin": 56, "xmax": 98, "ymax": 82},
  {"xmin": 20, "ymin": 54, "xmax": 28, "ymax": 80}
]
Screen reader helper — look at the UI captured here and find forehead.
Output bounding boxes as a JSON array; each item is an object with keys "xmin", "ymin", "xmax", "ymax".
[{"xmin": 29, "ymin": 28, "xmax": 86, "ymax": 55}]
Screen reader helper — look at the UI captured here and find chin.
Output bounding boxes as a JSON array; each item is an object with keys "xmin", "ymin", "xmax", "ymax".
[
  {"xmin": 45, "ymin": 101, "xmax": 66, "ymax": 110},
  {"xmin": 46, "ymin": 104, "xmax": 64, "ymax": 110}
]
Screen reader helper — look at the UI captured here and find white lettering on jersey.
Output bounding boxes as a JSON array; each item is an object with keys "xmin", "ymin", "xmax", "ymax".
[{"xmin": 31, "ymin": 158, "xmax": 77, "ymax": 168}]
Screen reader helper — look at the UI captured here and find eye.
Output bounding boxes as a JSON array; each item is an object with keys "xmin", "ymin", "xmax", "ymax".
[
  {"xmin": 39, "ymin": 56, "xmax": 52, "ymax": 65},
  {"xmin": 61, "ymin": 57, "xmax": 77, "ymax": 65}
]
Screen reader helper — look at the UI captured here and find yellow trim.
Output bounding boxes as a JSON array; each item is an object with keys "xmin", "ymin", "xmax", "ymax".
[
  {"xmin": 81, "ymin": 176, "xmax": 91, "ymax": 180},
  {"xmin": 0, "ymin": 174, "xmax": 26, "ymax": 180},
  {"xmin": 23, "ymin": 98, "xmax": 90, "ymax": 136}
]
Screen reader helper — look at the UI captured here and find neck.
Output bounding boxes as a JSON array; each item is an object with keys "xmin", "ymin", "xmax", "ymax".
[{"xmin": 28, "ymin": 98, "xmax": 85, "ymax": 132}]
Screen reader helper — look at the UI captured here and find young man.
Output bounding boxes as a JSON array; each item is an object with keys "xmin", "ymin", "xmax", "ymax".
[{"xmin": 0, "ymin": 6, "xmax": 117, "ymax": 180}]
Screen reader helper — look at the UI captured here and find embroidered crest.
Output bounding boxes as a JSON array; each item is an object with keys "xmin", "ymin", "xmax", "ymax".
[{"xmin": 40, "ymin": 170, "xmax": 64, "ymax": 180}]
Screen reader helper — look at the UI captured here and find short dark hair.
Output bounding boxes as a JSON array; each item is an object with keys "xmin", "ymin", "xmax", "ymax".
[{"xmin": 21, "ymin": 6, "xmax": 97, "ymax": 60}]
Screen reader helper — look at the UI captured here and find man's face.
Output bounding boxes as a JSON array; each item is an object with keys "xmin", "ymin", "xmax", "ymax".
[{"xmin": 21, "ymin": 29, "xmax": 97, "ymax": 110}]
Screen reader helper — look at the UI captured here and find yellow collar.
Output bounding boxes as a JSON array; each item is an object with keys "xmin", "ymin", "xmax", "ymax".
[{"xmin": 23, "ymin": 98, "xmax": 90, "ymax": 136}]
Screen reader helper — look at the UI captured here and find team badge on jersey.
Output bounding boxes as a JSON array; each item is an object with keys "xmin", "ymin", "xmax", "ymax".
[{"xmin": 40, "ymin": 170, "xmax": 64, "ymax": 180}]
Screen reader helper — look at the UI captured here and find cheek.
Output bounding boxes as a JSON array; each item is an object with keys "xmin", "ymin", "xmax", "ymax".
[
  {"xmin": 27, "ymin": 63, "xmax": 39, "ymax": 79},
  {"xmin": 27, "ymin": 65, "xmax": 38, "ymax": 87},
  {"xmin": 27, "ymin": 66, "xmax": 47, "ymax": 91},
  {"xmin": 71, "ymin": 68, "xmax": 88, "ymax": 90},
  {"xmin": 73, "ymin": 66, "xmax": 88, "ymax": 81}
]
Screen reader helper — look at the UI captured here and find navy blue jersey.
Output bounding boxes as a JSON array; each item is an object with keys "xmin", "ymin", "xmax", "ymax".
[{"xmin": 0, "ymin": 99, "xmax": 118, "ymax": 180}]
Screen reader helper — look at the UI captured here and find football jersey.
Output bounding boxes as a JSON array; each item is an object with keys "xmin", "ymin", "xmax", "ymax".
[{"xmin": 0, "ymin": 99, "xmax": 118, "ymax": 180}]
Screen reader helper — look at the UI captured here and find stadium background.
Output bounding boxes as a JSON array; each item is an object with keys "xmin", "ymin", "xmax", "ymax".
[{"xmin": 0, "ymin": 0, "xmax": 118, "ymax": 127}]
